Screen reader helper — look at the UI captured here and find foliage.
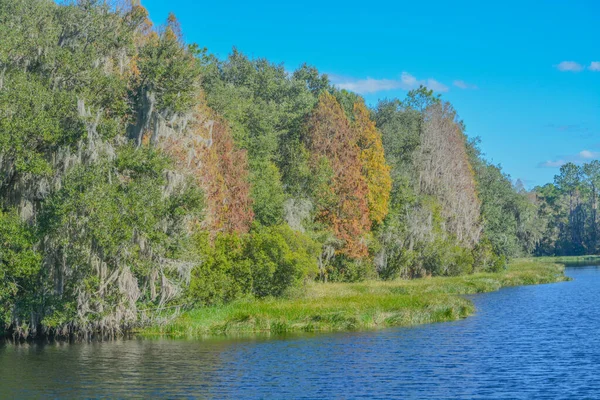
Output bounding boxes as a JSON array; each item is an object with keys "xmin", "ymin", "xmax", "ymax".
[
  {"xmin": 250, "ymin": 160, "xmax": 286, "ymax": 226},
  {"xmin": 472, "ymin": 239, "xmax": 506, "ymax": 273},
  {"xmin": 189, "ymin": 225, "xmax": 319, "ymax": 304},
  {"xmin": 533, "ymin": 161, "xmax": 600, "ymax": 256},
  {"xmin": 37, "ymin": 147, "xmax": 203, "ymax": 334},
  {"xmin": 467, "ymin": 138, "xmax": 544, "ymax": 258},
  {"xmin": 198, "ymin": 117, "xmax": 254, "ymax": 234},
  {"xmin": 200, "ymin": 51, "xmax": 320, "ymax": 227},
  {"xmin": 374, "ymin": 91, "xmax": 482, "ymax": 278},
  {"xmin": 129, "ymin": 12, "xmax": 201, "ymax": 146},
  {"xmin": 417, "ymin": 102, "xmax": 481, "ymax": 246},
  {"xmin": 187, "ymin": 232, "xmax": 252, "ymax": 306},
  {"xmin": 0, "ymin": 0, "xmax": 208, "ymax": 337},
  {"xmin": 305, "ymin": 92, "xmax": 371, "ymax": 258},
  {"xmin": 0, "ymin": 0, "xmax": 558, "ymax": 338},
  {"xmin": 353, "ymin": 101, "xmax": 391, "ymax": 225},
  {"xmin": 0, "ymin": 210, "xmax": 41, "ymax": 331},
  {"xmin": 244, "ymin": 224, "xmax": 320, "ymax": 297}
]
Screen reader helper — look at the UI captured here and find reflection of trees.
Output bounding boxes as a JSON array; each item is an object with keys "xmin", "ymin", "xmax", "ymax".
[{"xmin": 0, "ymin": 339, "xmax": 231, "ymax": 397}]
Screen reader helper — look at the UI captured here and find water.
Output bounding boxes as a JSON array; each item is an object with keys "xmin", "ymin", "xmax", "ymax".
[{"xmin": 2, "ymin": 265, "xmax": 600, "ymax": 399}]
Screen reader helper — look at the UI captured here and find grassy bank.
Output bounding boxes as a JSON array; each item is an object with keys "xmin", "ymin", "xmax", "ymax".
[
  {"xmin": 139, "ymin": 259, "xmax": 568, "ymax": 339},
  {"xmin": 529, "ymin": 255, "xmax": 600, "ymax": 264}
]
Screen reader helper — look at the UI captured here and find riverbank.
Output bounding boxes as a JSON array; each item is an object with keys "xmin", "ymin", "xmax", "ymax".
[
  {"xmin": 533, "ymin": 255, "xmax": 600, "ymax": 264},
  {"xmin": 140, "ymin": 259, "xmax": 569, "ymax": 338}
]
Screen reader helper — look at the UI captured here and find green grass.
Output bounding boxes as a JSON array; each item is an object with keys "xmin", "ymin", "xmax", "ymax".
[
  {"xmin": 139, "ymin": 258, "xmax": 569, "ymax": 339},
  {"xmin": 528, "ymin": 255, "xmax": 600, "ymax": 264}
]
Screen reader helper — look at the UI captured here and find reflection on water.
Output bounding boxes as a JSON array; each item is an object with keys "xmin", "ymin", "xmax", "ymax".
[{"xmin": 2, "ymin": 266, "xmax": 600, "ymax": 399}]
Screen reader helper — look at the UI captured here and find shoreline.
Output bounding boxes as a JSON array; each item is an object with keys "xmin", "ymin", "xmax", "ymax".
[{"xmin": 138, "ymin": 258, "xmax": 571, "ymax": 339}]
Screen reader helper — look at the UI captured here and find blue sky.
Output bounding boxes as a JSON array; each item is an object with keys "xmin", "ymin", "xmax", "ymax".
[{"xmin": 141, "ymin": 0, "xmax": 600, "ymax": 187}]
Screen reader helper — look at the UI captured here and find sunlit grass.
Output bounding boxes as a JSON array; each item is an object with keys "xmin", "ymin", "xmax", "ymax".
[
  {"xmin": 527, "ymin": 255, "xmax": 600, "ymax": 264},
  {"xmin": 139, "ymin": 259, "xmax": 568, "ymax": 338}
]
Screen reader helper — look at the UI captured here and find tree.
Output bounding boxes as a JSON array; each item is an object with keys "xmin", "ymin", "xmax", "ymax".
[
  {"xmin": 250, "ymin": 160, "xmax": 286, "ymax": 226},
  {"xmin": 305, "ymin": 92, "xmax": 370, "ymax": 258},
  {"xmin": 199, "ymin": 119, "xmax": 254, "ymax": 234},
  {"xmin": 0, "ymin": 209, "xmax": 41, "ymax": 333},
  {"xmin": 554, "ymin": 163, "xmax": 584, "ymax": 254},
  {"xmin": 353, "ymin": 101, "xmax": 391, "ymax": 225},
  {"xmin": 583, "ymin": 161, "xmax": 600, "ymax": 253},
  {"xmin": 129, "ymin": 13, "xmax": 201, "ymax": 146},
  {"xmin": 292, "ymin": 63, "xmax": 330, "ymax": 96},
  {"xmin": 418, "ymin": 102, "xmax": 481, "ymax": 246},
  {"xmin": 467, "ymin": 138, "xmax": 544, "ymax": 258}
]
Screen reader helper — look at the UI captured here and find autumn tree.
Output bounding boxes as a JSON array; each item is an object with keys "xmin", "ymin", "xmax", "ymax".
[
  {"xmin": 201, "ymin": 120, "xmax": 254, "ymax": 234},
  {"xmin": 353, "ymin": 101, "xmax": 391, "ymax": 225},
  {"xmin": 305, "ymin": 92, "xmax": 370, "ymax": 258},
  {"xmin": 160, "ymin": 99, "xmax": 254, "ymax": 235}
]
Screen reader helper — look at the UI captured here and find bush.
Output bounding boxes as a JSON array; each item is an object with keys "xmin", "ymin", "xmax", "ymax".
[
  {"xmin": 188, "ymin": 232, "xmax": 253, "ymax": 306},
  {"xmin": 327, "ymin": 255, "xmax": 378, "ymax": 282},
  {"xmin": 420, "ymin": 239, "xmax": 474, "ymax": 277},
  {"xmin": 473, "ymin": 238, "xmax": 507, "ymax": 273},
  {"xmin": 377, "ymin": 249, "xmax": 417, "ymax": 280},
  {"xmin": 244, "ymin": 224, "xmax": 319, "ymax": 297},
  {"xmin": 189, "ymin": 225, "xmax": 320, "ymax": 303}
]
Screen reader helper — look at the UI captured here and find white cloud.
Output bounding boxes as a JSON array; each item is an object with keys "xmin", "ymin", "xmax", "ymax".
[
  {"xmin": 580, "ymin": 150, "xmax": 600, "ymax": 159},
  {"xmin": 400, "ymin": 72, "xmax": 418, "ymax": 88},
  {"xmin": 332, "ymin": 72, "xmax": 449, "ymax": 95},
  {"xmin": 539, "ymin": 149, "xmax": 600, "ymax": 168},
  {"xmin": 334, "ymin": 78, "xmax": 401, "ymax": 94},
  {"xmin": 589, "ymin": 62, "xmax": 600, "ymax": 71},
  {"xmin": 453, "ymin": 80, "xmax": 478, "ymax": 90},
  {"xmin": 426, "ymin": 78, "xmax": 449, "ymax": 93},
  {"xmin": 539, "ymin": 160, "xmax": 567, "ymax": 168},
  {"xmin": 556, "ymin": 61, "xmax": 584, "ymax": 72}
]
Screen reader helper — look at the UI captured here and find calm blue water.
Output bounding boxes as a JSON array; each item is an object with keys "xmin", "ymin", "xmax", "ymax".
[{"xmin": 2, "ymin": 265, "xmax": 600, "ymax": 399}]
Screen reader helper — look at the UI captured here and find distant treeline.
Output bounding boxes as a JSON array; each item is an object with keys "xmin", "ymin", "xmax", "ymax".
[
  {"xmin": 0, "ymin": 0, "xmax": 570, "ymax": 339},
  {"xmin": 535, "ymin": 162, "xmax": 600, "ymax": 256}
]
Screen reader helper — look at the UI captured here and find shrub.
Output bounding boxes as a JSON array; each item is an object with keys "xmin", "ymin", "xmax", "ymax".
[
  {"xmin": 188, "ymin": 232, "xmax": 252, "ymax": 306},
  {"xmin": 189, "ymin": 225, "xmax": 320, "ymax": 303},
  {"xmin": 473, "ymin": 238, "xmax": 507, "ymax": 273},
  {"xmin": 420, "ymin": 239, "xmax": 474, "ymax": 277},
  {"xmin": 327, "ymin": 255, "xmax": 378, "ymax": 282},
  {"xmin": 244, "ymin": 224, "xmax": 319, "ymax": 297}
]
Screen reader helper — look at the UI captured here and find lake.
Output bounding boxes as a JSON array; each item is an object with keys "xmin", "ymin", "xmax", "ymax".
[{"xmin": 2, "ymin": 264, "xmax": 600, "ymax": 399}]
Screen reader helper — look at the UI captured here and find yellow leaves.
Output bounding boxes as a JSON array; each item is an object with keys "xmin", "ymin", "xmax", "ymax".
[
  {"xmin": 353, "ymin": 102, "xmax": 392, "ymax": 225},
  {"xmin": 304, "ymin": 95, "xmax": 393, "ymax": 257}
]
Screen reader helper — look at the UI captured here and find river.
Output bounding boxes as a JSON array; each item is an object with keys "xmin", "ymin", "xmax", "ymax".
[{"xmin": 2, "ymin": 264, "xmax": 600, "ymax": 399}]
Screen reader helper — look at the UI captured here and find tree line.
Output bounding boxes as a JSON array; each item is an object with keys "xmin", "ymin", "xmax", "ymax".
[
  {"xmin": 0, "ymin": 0, "xmax": 578, "ymax": 339},
  {"xmin": 535, "ymin": 161, "xmax": 600, "ymax": 256}
]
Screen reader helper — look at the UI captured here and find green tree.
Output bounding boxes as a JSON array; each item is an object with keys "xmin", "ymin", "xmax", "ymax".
[
  {"xmin": 554, "ymin": 163, "xmax": 585, "ymax": 254},
  {"xmin": 0, "ymin": 210, "xmax": 41, "ymax": 333},
  {"xmin": 583, "ymin": 161, "xmax": 600, "ymax": 252}
]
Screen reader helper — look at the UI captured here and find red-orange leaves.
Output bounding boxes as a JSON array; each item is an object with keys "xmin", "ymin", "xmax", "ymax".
[
  {"xmin": 160, "ymin": 102, "xmax": 253, "ymax": 235},
  {"xmin": 305, "ymin": 92, "xmax": 370, "ymax": 258},
  {"xmin": 202, "ymin": 118, "xmax": 254, "ymax": 234}
]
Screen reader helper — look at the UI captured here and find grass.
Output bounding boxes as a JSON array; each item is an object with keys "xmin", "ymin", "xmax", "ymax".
[
  {"xmin": 139, "ymin": 258, "xmax": 569, "ymax": 339},
  {"xmin": 528, "ymin": 255, "xmax": 600, "ymax": 264}
]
